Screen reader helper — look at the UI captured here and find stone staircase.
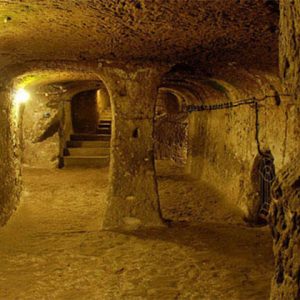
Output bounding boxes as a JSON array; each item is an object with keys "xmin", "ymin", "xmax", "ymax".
[{"xmin": 63, "ymin": 111, "xmax": 112, "ymax": 167}]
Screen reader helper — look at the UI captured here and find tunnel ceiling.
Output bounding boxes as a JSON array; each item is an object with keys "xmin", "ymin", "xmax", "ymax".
[
  {"xmin": 31, "ymin": 80, "xmax": 103, "ymax": 94},
  {"xmin": 0, "ymin": 0, "xmax": 278, "ymax": 70}
]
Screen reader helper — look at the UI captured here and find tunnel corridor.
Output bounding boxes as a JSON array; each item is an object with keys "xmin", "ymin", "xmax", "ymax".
[{"xmin": 0, "ymin": 0, "xmax": 300, "ymax": 299}]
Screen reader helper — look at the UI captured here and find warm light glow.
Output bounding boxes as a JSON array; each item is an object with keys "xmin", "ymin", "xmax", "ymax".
[{"xmin": 14, "ymin": 88, "xmax": 30, "ymax": 104}]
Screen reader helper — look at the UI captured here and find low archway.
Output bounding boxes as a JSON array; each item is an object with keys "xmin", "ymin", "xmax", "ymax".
[
  {"xmin": 65, "ymin": 84, "xmax": 112, "ymax": 168},
  {"xmin": 0, "ymin": 61, "xmax": 113, "ymax": 225}
]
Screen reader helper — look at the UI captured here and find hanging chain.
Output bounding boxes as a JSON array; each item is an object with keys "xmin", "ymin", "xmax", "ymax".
[{"xmin": 184, "ymin": 94, "xmax": 291, "ymax": 113}]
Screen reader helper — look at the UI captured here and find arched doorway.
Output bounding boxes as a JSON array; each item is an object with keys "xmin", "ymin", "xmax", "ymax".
[{"xmin": 64, "ymin": 85, "xmax": 112, "ymax": 168}]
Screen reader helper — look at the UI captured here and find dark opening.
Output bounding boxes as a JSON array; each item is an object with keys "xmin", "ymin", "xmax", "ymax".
[
  {"xmin": 292, "ymin": 177, "xmax": 300, "ymax": 190},
  {"xmin": 132, "ymin": 128, "xmax": 139, "ymax": 138},
  {"xmin": 274, "ymin": 91, "xmax": 281, "ymax": 106},
  {"xmin": 156, "ymin": 92, "xmax": 180, "ymax": 115},
  {"xmin": 71, "ymin": 89, "xmax": 99, "ymax": 133}
]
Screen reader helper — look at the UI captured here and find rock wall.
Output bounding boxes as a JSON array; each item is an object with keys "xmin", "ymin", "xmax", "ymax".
[
  {"xmin": 279, "ymin": 0, "xmax": 300, "ymax": 100},
  {"xmin": 0, "ymin": 87, "xmax": 22, "ymax": 226},
  {"xmin": 269, "ymin": 1, "xmax": 300, "ymax": 299},
  {"xmin": 186, "ymin": 71, "xmax": 298, "ymax": 222},
  {"xmin": 270, "ymin": 159, "xmax": 300, "ymax": 299},
  {"xmin": 154, "ymin": 91, "xmax": 188, "ymax": 164},
  {"xmin": 154, "ymin": 113, "xmax": 188, "ymax": 164},
  {"xmin": 22, "ymin": 93, "xmax": 61, "ymax": 169}
]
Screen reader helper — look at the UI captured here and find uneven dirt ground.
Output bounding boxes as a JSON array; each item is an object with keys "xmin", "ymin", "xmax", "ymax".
[{"xmin": 0, "ymin": 161, "xmax": 273, "ymax": 300}]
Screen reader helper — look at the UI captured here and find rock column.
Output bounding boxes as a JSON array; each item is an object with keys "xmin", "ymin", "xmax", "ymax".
[{"xmin": 99, "ymin": 65, "xmax": 164, "ymax": 229}]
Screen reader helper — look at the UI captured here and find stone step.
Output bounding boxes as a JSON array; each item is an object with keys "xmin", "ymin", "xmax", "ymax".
[
  {"xmin": 98, "ymin": 134, "xmax": 111, "ymax": 141},
  {"xmin": 97, "ymin": 128, "xmax": 111, "ymax": 134},
  {"xmin": 64, "ymin": 156, "xmax": 110, "ymax": 168},
  {"xmin": 98, "ymin": 126, "xmax": 111, "ymax": 131},
  {"xmin": 67, "ymin": 147, "xmax": 110, "ymax": 156},
  {"xmin": 67, "ymin": 140, "xmax": 110, "ymax": 148},
  {"xmin": 70, "ymin": 133, "xmax": 111, "ymax": 141},
  {"xmin": 98, "ymin": 123, "xmax": 111, "ymax": 128},
  {"xmin": 98, "ymin": 125, "xmax": 111, "ymax": 129},
  {"xmin": 98, "ymin": 126, "xmax": 111, "ymax": 130},
  {"xmin": 98, "ymin": 123, "xmax": 111, "ymax": 127}
]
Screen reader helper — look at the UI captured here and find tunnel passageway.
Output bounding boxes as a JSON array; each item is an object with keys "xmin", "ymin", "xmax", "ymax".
[
  {"xmin": 0, "ymin": 164, "xmax": 273, "ymax": 299},
  {"xmin": 0, "ymin": 1, "xmax": 299, "ymax": 298}
]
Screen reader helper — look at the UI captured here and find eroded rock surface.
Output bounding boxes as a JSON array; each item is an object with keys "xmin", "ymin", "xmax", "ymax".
[
  {"xmin": 0, "ymin": 0, "xmax": 278, "ymax": 69},
  {"xmin": 269, "ymin": 1, "xmax": 300, "ymax": 298}
]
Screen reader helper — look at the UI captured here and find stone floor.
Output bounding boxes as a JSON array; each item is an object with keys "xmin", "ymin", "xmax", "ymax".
[{"xmin": 0, "ymin": 161, "xmax": 273, "ymax": 299}]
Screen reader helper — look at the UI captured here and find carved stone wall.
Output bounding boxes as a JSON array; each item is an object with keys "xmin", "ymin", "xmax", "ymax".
[
  {"xmin": 269, "ymin": 1, "xmax": 300, "ymax": 298},
  {"xmin": 154, "ymin": 114, "xmax": 188, "ymax": 164},
  {"xmin": 22, "ymin": 93, "xmax": 61, "ymax": 169},
  {"xmin": 0, "ymin": 87, "xmax": 22, "ymax": 226}
]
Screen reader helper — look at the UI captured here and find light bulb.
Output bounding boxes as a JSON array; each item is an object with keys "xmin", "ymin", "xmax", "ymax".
[{"xmin": 14, "ymin": 88, "xmax": 30, "ymax": 104}]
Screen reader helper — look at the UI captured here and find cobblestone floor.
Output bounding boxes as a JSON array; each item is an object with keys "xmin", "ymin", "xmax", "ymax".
[{"xmin": 0, "ymin": 162, "xmax": 273, "ymax": 299}]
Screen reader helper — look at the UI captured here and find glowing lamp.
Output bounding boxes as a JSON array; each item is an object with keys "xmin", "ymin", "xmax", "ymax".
[{"xmin": 14, "ymin": 88, "xmax": 30, "ymax": 104}]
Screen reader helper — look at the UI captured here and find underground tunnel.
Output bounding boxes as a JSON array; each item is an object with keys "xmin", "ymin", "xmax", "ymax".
[{"xmin": 0, "ymin": 0, "xmax": 300, "ymax": 299}]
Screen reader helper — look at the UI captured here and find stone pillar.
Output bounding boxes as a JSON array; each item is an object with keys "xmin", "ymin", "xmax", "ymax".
[
  {"xmin": 99, "ymin": 65, "xmax": 165, "ymax": 229},
  {"xmin": 269, "ymin": 1, "xmax": 300, "ymax": 299},
  {"xmin": 0, "ymin": 86, "xmax": 21, "ymax": 226}
]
